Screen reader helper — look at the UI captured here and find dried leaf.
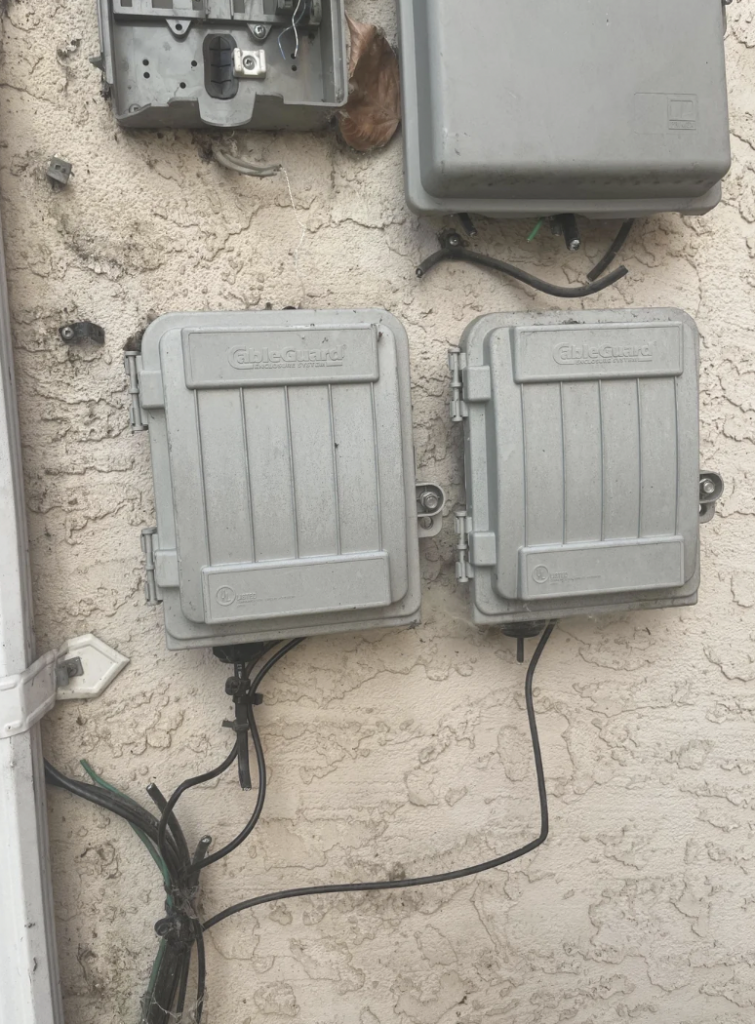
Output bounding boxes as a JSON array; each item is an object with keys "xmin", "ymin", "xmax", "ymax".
[{"xmin": 339, "ymin": 15, "xmax": 401, "ymax": 152}]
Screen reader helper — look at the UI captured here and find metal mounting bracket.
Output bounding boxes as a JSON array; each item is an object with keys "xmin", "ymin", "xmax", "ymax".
[
  {"xmin": 233, "ymin": 48, "xmax": 267, "ymax": 78},
  {"xmin": 0, "ymin": 634, "xmax": 129, "ymax": 737},
  {"xmin": 416, "ymin": 483, "xmax": 446, "ymax": 538},
  {"xmin": 699, "ymin": 471, "xmax": 724, "ymax": 523},
  {"xmin": 59, "ymin": 321, "xmax": 105, "ymax": 345},
  {"xmin": 46, "ymin": 156, "xmax": 73, "ymax": 188}
]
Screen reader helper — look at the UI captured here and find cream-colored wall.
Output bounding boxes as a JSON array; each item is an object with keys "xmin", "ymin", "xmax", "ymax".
[{"xmin": 1, "ymin": 1, "xmax": 754, "ymax": 1021}]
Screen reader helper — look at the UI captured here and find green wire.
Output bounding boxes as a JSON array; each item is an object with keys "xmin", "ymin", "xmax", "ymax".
[
  {"xmin": 141, "ymin": 938, "xmax": 167, "ymax": 1019},
  {"xmin": 80, "ymin": 760, "xmax": 176, "ymax": 1019},
  {"xmin": 527, "ymin": 217, "xmax": 545, "ymax": 242},
  {"xmin": 79, "ymin": 760, "xmax": 173, "ymax": 899}
]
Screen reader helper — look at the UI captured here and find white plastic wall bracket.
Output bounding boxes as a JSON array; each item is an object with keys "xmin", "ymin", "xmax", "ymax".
[
  {"xmin": 0, "ymin": 650, "xmax": 58, "ymax": 738},
  {"xmin": 0, "ymin": 634, "xmax": 129, "ymax": 737},
  {"xmin": 55, "ymin": 633, "xmax": 129, "ymax": 701}
]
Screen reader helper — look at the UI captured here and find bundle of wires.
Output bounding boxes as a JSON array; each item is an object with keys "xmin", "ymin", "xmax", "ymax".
[
  {"xmin": 44, "ymin": 757, "xmax": 207, "ymax": 1022},
  {"xmin": 45, "ymin": 638, "xmax": 301, "ymax": 1023},
  {"xmin": 45, "ymin": 624, "xmax": 557, "ymax": 1022}
]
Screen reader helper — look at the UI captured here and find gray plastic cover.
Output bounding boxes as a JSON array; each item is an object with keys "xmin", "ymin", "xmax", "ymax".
[
  {"xmin": 457, "ymin": 309, "xmax": 702, "ymax": 626},
  {"xmin": 96, "ymin": 0, "xmax": 347, "ymax": 131},
  {"xmin": 398, "ymin": 0, "xmax": 731, "ymax": 218},
  {"xmin": 137, "ymin": 309, "xmax": 421, "ymax": 649}
]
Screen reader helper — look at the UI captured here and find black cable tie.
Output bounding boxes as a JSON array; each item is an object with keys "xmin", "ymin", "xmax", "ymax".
[{"xmin": 222, "ymin": 719, "xmax": 249, "ymax": 732}]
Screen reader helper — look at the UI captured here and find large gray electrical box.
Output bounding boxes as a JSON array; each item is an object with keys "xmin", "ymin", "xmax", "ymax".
[
  {"xmin": 127, "ymin": 310, "xmax": 434, "ymax": 650},
  {"xmin": 452, "ymin": 309, "xmax": 717, "ymax": 626},
  {"xmin": 398, "ymin": 0, "xmax": 731, "ymax": 218},
  {"xmin": 95, "ymin": 1, "xmax": 347, "ymax": 130}
]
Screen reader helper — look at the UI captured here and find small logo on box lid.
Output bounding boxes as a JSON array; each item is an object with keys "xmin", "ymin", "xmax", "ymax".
[
  {"xmin": 668, "ymin": 96, "xmax": 697, "ymax": 131},
  {"xmin": 228, "ymin": 345, "xmax": 346, "ymax": 370},
  {"xmin": 532, "ymin": 564, "xmax": 600, "ymax": 586},
  {"xmin": 554, "ymin": 342, "xmax": 653, "ymax": 366}
]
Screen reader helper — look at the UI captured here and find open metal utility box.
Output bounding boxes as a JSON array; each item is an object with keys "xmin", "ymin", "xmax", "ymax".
[
  {"xmin": 397, "ymin": 0, "xmax": 731, "ymax": 218},
  {"xmin": 128, "ymin": 310, "xmax": 427, "ymax": 649},
  {"xmin": 452, "ymin": 309, "xmax": 715, "ymax": 627},
  {"xmin": 95, "ymin": 0, "xmax": 347, "ymax": 130}
]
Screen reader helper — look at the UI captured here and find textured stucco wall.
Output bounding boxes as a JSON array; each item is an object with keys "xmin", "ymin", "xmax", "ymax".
[{"xmin": 1, "ymin": 1, "xmax": 754, "ymax": 1021}]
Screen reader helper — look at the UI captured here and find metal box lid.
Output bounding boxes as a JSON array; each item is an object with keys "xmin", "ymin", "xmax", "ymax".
[
  {"xmin": 95, "ymin": 0, "xmax": 348, "ymax": 131},
  {"xmin": 398, "ymin": 0, "xmax": 731, "ymax": 218},
  {"xmin": 135, "ymin": 310, "xmax": 422, "ymax": 649},
  {"xmin": 454, "ymin": 309, "xmax": 703, "ymax": 625}
]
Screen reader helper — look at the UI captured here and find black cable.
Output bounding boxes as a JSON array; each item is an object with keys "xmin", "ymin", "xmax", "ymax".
[
  {"xmin": 202, "ymin": 623, "xmax": 557, "ymax": 932},
  {"xmin": 251, "ymin": 637, "xmax": 305, "ymax": 696},
  {"xmin": 156, "ymin": 742, "xmax": 240, "ymax": 865},
  {"xmin": 147, "ymin": 943, "xmax": 183, "ymax": 1024},
  {"xmin": 416, "ymin": 246, "xmax": 627, "ymax": 298},
  {"xmin": 50, "ymin": 628, "xmax": 551, "ymax": 1012},
  {"xmin": 189, "ymin": 638, "xmax": 303, "ymax": 873},
  {"xmin": 148, "ymin": 640, "xmax": 303, "ymax": 1016},
  {"xmin": 45, "ymin": 761, "xmax": 201, "ymax": 1024},
  {"xmin": 160, "ymin": 638, "xmax": 304, "ymax": 879},
  {"xmin": 155, "ymin": 836, "xmax": 211, "ymax": 1023},
  {"xmin": 187, "ymin": 834, "xmax": 212, "ymax": 1021},
  {"xmin": 45, "ymin": 763, "xmax": 163, "ymax": 835},
  {"xmin": 146, "ymin": 782, "xmax": 192, "ymax": 871},
  {"xmin": 188, "ymin": 834, "xmax": 212, "ymax": 890},
  {"xmin": 193, "ymin": 706, "xmax": 266, "ymax": 874},
  {"xmin": 236, "ymin": 714, "xmax": 253, "ymax": 791},
  {"xmin": 586, "ymin": 219, "xmax": 634, "ymax": 281},
  {"xmin": 173, "ymin": 956, "xmax": 190, "ymax": 1021},
  {"xmin": 44, "ymin": 763, "xmax": 185, "ymax": 882},
  {"xmin": 192, "ymin": 918, "xmax": 207, "ymax": 1023}
]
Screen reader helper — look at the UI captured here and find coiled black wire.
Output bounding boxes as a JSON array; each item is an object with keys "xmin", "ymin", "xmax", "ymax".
[{"xmin": 202, "ymin": 622, "xmax": 556, "ymax": 932}]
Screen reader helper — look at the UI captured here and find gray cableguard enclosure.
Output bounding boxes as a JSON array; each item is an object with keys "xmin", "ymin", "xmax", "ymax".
[
  {"xmin": 96, "ymin": 0, "xmax": 347, "ymax": 131},
  {"xmin": 397, "ymin": 0, "xmax": 731, "ymax": 218},
  {"xmin": 455, "ymin": 309, "xmax": 703, "ymax": 626},
  {"xmin": 137, "ymin": 310, "xmax": 421, "ymax": 649}
]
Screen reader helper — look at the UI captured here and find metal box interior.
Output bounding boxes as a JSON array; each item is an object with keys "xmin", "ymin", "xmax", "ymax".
[
  {"xmin": 134, "ymin": 310, "xmax": 421, "ymax": 649},
  {"xmin": 398, "ymin": 0, "xmax": 731, "ymax": 218},
  {"xmin": 453, "ymin": 309, "xmax": 703, "ymax": 626},
  {"xmin": 96, "ymin": 0, "xmax": 347, "ymax": 130}
]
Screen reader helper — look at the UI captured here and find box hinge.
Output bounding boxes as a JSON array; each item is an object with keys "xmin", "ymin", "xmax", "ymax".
[
  {"xmin": 141, "ymin": 527, "xmax": 161, "ymax": 605},
  {"xmin": 125, "ymin": 351, "xmax": 148, "ymax": 432},
  {"xmin": 455, "ymin": 510, "xmax": 474, "ymax": 583},
  {"xmin": 448, "ymin": 347, "xmax": 468, "ymax": 422}
]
